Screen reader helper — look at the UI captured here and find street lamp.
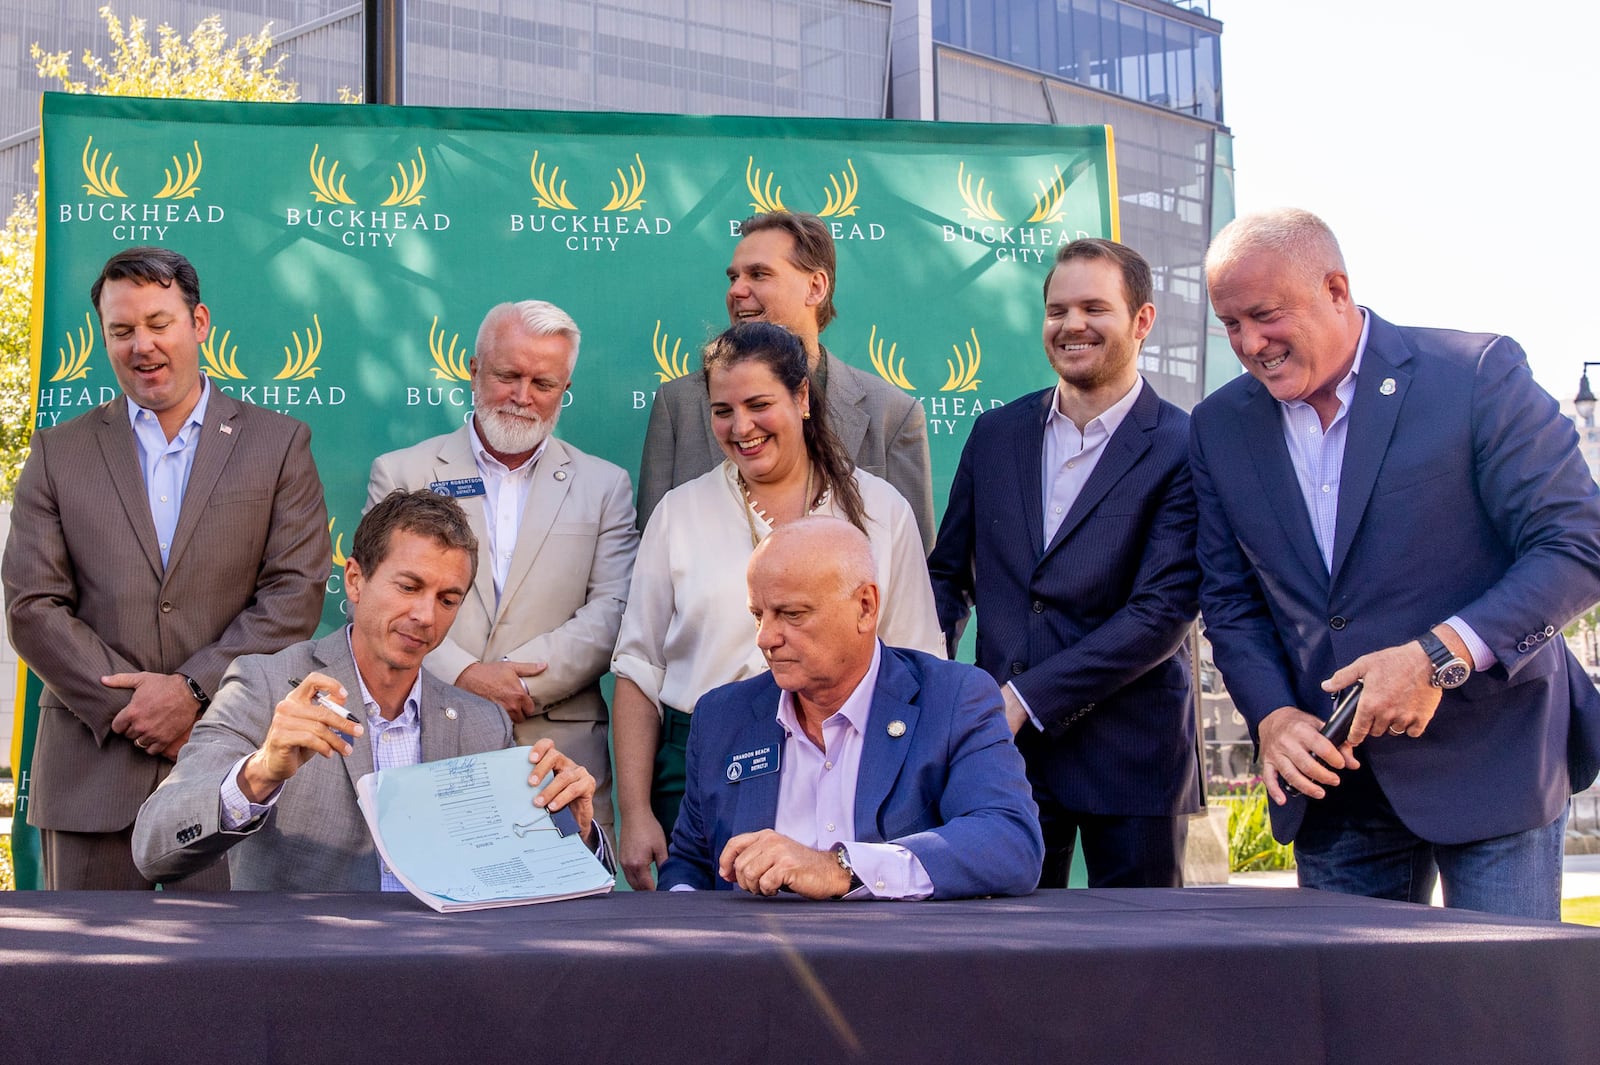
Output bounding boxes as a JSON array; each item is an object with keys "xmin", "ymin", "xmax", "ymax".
[{"xmin": 1576, "ymin": 362, "xmax": 1600, "ymax": 427}]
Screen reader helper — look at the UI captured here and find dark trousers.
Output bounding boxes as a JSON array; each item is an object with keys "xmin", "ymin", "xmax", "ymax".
[
  {"xmin": 650, "ymin": 706, "xmax": 693, "ymax": 847},
  {"xmin": 42, "ymin": 826, "xmax": 230, "ymax": 891},
  {"xmin": 1037, "ymin": 798, "xmax": 1188, "ymax": 889}
]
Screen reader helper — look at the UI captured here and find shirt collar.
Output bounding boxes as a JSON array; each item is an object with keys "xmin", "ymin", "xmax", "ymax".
[
  {"xmin": 468, "ymin": 418, "xmax": 547, "ymax": 474},
  {"xmin": 1044, "ymin": 374, "xmax": 1143, "ymax": 437},
  {"xmin": 127, "ymin": 375, "xmax": 210, "ymax": 436},
  {"xmin": 775, "ymin": 640, "xmax": 884, "ymax": 738},
  {"xmin": 343, "ymin": 625, "xmax": 422, "ymax": 724}
]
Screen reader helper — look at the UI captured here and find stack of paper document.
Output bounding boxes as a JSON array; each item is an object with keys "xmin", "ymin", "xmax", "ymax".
[{"xmin": 356, "ymin": 746, "xmax": 614, "ymax": 911}]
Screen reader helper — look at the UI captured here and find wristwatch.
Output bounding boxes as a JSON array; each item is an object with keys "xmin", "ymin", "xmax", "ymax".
[
  {"xmin": 1417, "ymin": 631, "xmax": 1470, "ymax": 689},
  {"xmin": 833, "ymin": 843, "xmax": 863, "ymax": 896},
  {"xmin": 181, "ymin": 673, "xmax": 211, "ymax": 712}
]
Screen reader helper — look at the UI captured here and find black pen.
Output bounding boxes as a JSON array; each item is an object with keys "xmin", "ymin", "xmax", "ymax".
[{"xmin": 287, "ymin": 677, "xmax": 360, "ymax": 725}]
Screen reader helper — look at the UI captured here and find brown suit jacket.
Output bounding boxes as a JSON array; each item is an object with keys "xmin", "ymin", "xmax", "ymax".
[{"xmin": 3, "ymin": 386, "xmax": 330, "ymax": 833}]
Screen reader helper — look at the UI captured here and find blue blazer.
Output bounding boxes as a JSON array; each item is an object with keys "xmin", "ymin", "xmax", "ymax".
[
  {"xmin": 657, "ymin": 645, "xmax": 1043, "ymax": 898},
  {"xmin": 1191, "ymin": 311, "xmax": 1600, "ymax": 844},
  {"xmin": 927, "ymin": 382, "xmax": 1201, "ymax": 818}
]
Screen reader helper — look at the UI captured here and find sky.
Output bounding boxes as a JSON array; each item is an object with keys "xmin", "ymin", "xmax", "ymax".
[{"xmin": 1207, "ymin": 0, "xmax": 1598, "ymax": 404}]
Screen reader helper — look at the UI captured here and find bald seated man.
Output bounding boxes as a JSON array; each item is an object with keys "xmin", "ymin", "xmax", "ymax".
[{"xmin": 658, "ymin": 516, "xmax": 1041, "ymax": 899}]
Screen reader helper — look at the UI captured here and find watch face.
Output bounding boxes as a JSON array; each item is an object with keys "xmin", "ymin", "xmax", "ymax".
[{"xmin": 1437, "ymin": 662, "xmax": 1470, "ymax": 689}]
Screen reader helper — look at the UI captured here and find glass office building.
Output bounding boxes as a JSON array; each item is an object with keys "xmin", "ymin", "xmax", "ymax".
[{"xmin": 1, "ymin": 0, "xmax": 1232, "ymax": 408}]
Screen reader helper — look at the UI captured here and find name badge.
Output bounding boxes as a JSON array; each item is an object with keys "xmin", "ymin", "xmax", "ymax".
[
  {"xmin": 429, "ymin": 477, "xmax": 486, "ymax": 499},
  {"xmin": 725, "ymin": 745, "xmax": 779, "ymax": 783}
]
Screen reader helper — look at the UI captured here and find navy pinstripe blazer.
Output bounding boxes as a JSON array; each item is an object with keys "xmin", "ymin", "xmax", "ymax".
[{"xmin": 928, "ymin": 381, "xmax": 1201, "ymax": 817}]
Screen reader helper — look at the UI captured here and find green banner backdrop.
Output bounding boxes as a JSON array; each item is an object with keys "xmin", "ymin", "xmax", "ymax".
[{"xmin": 13, "ymin": 93, "xmax": 1119, "ymax": 884}]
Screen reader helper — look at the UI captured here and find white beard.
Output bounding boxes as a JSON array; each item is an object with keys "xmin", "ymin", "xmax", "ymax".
[{"xmin": 475, "ymin": 404, "xmax": 554, "ymax": 455}]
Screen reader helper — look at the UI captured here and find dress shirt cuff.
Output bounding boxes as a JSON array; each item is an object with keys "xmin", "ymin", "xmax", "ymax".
[
  {"xmin": 1006, "ymin": 682, "xmax": 1044, "ymax": 732},
  {"xmin": 837, "ymin": 841, "xmax": 934, "ymax": 900},
  {"xmin": 668, "ymin": 883, "xmax": 697, "ymax": 892},
  {"xmin": 1443, "ymin": 616, "xmax": 1496, "ymax": 672},
  {"xmin": 219, "ymin": 753, "xmax": 283, "ymax": 830}
]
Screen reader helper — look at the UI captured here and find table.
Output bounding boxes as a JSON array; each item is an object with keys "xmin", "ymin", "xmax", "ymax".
[{"xmin": 2, "ymin": 887, "xmax": 1595, "ymax": 1064}]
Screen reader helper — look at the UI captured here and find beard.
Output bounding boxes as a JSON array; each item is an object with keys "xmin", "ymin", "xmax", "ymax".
[{"xmin": 474, "ymin": 399, "xmax": 555, "ymax": 456}]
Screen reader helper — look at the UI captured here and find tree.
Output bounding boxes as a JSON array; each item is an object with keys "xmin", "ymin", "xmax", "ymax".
[{"xmin": 0, "ymin": 7, "xmax": 306, "ymax": 499}]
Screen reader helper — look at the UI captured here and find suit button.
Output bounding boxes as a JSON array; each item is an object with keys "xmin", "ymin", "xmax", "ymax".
[
  {"xmin": 1032, "ymin": 601, "xmax": 1044, "ymax": 613},
  {"xmin": 1010, "ymin": 663, "xmax": 1024, "ymax": 676},
  {"xmin": 160, "ymin": 601, "xmax": 173, "ymax": 613},
  {"xmin": 1329, "ymin": 616, "xmax": 1347, "ymax": 630}
]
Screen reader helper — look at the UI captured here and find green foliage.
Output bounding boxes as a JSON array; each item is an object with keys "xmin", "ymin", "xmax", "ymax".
[
  {"xmin": 0, "ymin": 8, "xmax": 309, "ymax": 501},
  {"xmin": 1224, "ymin": 782, "xmax": 1297, "ymax": 873},
  {"xmin": 0, "ymin": 196, "xmax": 36, "ymax": 499}
]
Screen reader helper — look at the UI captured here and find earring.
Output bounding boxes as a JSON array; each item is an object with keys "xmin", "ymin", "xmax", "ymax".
[{"xmin": 802, "ymin": 410, "xmax": 811, "ymax": 420}]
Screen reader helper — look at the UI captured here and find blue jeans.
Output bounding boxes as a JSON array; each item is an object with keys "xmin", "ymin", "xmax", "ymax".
[{"xmin": 1294, "ymin": 791, "xmax": 1568, "ymax": 921}]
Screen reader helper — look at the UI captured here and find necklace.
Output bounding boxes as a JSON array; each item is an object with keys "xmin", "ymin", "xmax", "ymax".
[{"xmin": 740, "ymin": 465, "xmax": 826, "ymax": 547}]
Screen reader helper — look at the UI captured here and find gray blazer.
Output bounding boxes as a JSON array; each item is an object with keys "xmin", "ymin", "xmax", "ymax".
[
  {"xmin": 132, "ymin": 630, "xmax": 513, "ymax": 890},
  {"xmin": 3, "ymin": 388, "xmax": 329, "ymax": 833},
  {"xmin": 366, "ymin": 429, "xmax": 638, "ymax": 725},
  {"xmin": 635, "ymin": 349, "xmax": 934, "ymax": 550}
]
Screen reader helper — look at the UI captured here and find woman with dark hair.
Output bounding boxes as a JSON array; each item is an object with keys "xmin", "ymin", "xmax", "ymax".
[{"xmin": 611, "ymin": 321, "xmax": 942, "ymax": 891}]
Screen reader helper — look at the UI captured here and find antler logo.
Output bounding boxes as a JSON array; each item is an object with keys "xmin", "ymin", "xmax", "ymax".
[
  {"xmin": 382, "ymin": 148, "xmax": 427, "ymax": 208},
  {"xmin": 276, "ymin": 316, "xmax": 324, "ymax": 381},
  {"xmin": 81, "ymin": 136, "xmax": 126, "ymax": 199},
  {"xmin": 868, "ymin": 325, "xmax": 914, "ymax": 390},
  {"xmin": 745, "ymin": 157, "xmax": 860, "ymax": 218},
  {"xmin": 865, "ymin": 326, "xmax": 982, "ymax": 393},
  {"xmin": 305, "ymin": 145, "xmax": 428, "ymax": 206},
  {"xmin": 429, "ymin": 316, "xmax": 471, "ymax": 381},
  {"xmin": 49, "ymin": 313, "xmax": 95, "ymax": 382},
  {"xmin": 942, "ymin": 329, "xmax": 983, "ymax": 393},
  {"xmin": 309, "ymin": 144, "xmax": 355, "ymax": 205},
  {"xmin": 200, "ymin": 326, "xmax": 246, "ymax": 381},
  {"xmin": 78, "ymin": 136, "xmax": 208, "ymax": 200},
  {"xmin": 526, "ymin": 150, "xmax": 651, "ymax": 212},
  {"xmin": 652, "ymin": 321, "xmax": 692, "ymax": 382},
  {"xmin": 154, "ymin": 141, "xmax": 203, "ymax": 200},
  {"xmin": 955, "ymin": 162, "xmax": 1070, "ymax": 224},
  {"xmin": 328, "ymin": 517, "xmax": 349, "ymax": 567}
]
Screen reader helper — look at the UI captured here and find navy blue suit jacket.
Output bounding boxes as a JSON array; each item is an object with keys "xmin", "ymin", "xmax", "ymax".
[
  {"xmin": 1191, "ymin": 311, "xmax": 1600, "ymax": 844},
  {"xmin": 657, "ymin": 645, "xmax": 1043, "ymax": 899},
  {"xmin": 927, "ymin": 382, "xmax": 1201, "ymax": 818}
]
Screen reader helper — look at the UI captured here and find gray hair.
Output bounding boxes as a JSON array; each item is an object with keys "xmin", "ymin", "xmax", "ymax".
[
  {"xmin": 1205, "ymin": 208, "xmax": 1346, "ymax": 286},
  {"xmin": 476, "ymin": 300, "xmax": 582, "ymax": 370}
]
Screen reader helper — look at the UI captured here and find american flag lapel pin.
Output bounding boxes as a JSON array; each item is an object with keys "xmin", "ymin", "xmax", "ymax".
[{"xmin": 220, "ymin": 424, "xmax": 233, "ymax": 434}]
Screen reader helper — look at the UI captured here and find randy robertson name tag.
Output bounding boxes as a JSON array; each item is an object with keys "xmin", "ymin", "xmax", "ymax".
[
  {"xmin": 429, "ymin": 477, "xmax": 487, "ymax": 499},
  {"xmin": 725, "ymin": 745, "xmax": 779, "ymax": 783}
]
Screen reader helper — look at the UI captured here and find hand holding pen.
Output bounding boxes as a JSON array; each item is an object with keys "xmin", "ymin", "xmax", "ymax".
[{"xmin": 235, "ymin": 672, "xmax": 363, "ymax": 803}]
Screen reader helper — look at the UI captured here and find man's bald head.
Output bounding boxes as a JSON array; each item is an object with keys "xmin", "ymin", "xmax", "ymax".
[{"xmin": 747, "ymin": 517, "xmax": 879, "ymax": 714}]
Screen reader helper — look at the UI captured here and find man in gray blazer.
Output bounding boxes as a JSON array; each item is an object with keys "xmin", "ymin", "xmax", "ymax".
[
  {"xmin": 366, "ymin": 301, "xmax": 637, "ymax": 836},
  {"xmin": 133, "ymin": 490, "xmax": 604, "ymax": 890},
  {"xmin": 635, "ymin": 211, "xmax": 935, "ymax": 550},
  {"xmin": 3, "ymin": 246, "xmax": 329, "ymax": 890}
]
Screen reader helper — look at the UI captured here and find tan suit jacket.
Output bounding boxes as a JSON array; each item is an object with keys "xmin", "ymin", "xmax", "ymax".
[
  {"xmin": 3, "ymin": 387, "xmax": 330, "ymax": 833},
  {"xmin": 366, "ymin": 429, "xmax": 636, "ymax": 827}
]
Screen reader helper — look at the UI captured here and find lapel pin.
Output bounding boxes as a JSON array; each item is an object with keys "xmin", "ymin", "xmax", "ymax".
[
  {"xmin": 444, "ymin": 707, "xmax": 458, "ymax": 720},
  {"xmin": 887, "ymin": 720, "xmax": 906, "ymax": 738},
  {"xmin": 554, "ymin": 470, "xmax": 567, "ymax": 481},
  {"xmin": 1379, "ymin": 378, "xmax": 1396, "ymax": 396},
  {"xmin": 220, "ymin": 424, "xmax": 233, "ymax": 434}
]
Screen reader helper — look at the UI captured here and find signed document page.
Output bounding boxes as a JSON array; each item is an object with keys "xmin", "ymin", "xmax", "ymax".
[{"xmin": 356, "ymin": 746, "xmax": 614, "ymax": 912}]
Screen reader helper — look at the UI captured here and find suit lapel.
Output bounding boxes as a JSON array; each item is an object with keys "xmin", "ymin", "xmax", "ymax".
[
  {"xmin": 95, "ymin": 398, "xmax": 164, "ymax": 579},
  {"xmin": 437, "ymin": 428, "xmax": 497, "ymax": 620},
  {"xmin": 307, "ymin": 632, "xmax": 376, "ymax": 792},
  {"xmin": 1012, "ymin": 390, "xmax": 1049, "ymax": 560},
  {"xmin": 820, "ymin": 350, "xmax": 870, "ymax": 461},
  {"xmin": 497, "ymin": 439, "xmax": 572, "ymax": 622},
  {"xmin": 1331, "ymin": 315, "xmax": 1412, "ymax": 583},
  {"xmin": 164, "ymin": 385, "xmax": 240, "ymax": 577},
  {"xmin": 1238, "ymin": 380, "xmax": 1328, "ymax": 589},
  {"xmin": 729, "ymin": 680, "xmax": 786, "ymax": 838},
  {"xmin": 418, "ymin": 670, "xmax": 466, "ymax": 763},
  {"xmin": 1044, "ymin": 383, "xmax": 1156, "ymax": 558},
  {"xmin": 852, "ymin": 648, "xmax": 920, "ymax": 842}
]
